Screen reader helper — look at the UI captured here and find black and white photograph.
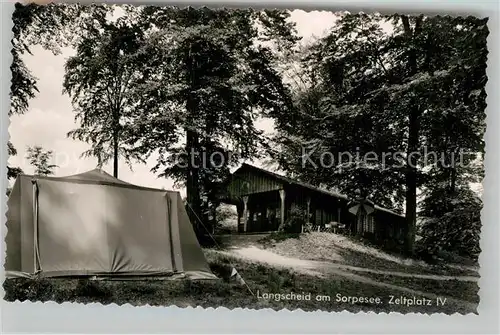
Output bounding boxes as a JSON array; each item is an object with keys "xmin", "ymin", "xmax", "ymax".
[{"xmin": 3, "ymin": 2, "xmax": 488, "ymax": 315}]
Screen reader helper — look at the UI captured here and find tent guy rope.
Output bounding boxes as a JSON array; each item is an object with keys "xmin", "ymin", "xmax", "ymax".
[{"xmin": 185, "ymin": 201, "xmax": 255, "ymax": 297}]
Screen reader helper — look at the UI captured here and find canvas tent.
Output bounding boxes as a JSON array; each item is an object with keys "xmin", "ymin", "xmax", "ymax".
[{"xmin": 5, "ymin": 169, "xmax": 216, "ymax": 280}]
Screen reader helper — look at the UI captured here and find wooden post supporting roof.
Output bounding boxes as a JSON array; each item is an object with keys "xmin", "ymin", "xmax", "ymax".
[
  {"xmin": 279, "ymin": 189, "xmax": 286, "ymax": 228},
  {"xmin": 306, "ymin": 197, "xmax": 311, "ymax": 221},
  {"xmin": 337, "ymin": 199, "xmax": 341, "ymax": 224},
  {"xmin": 242, "ymin": 196, "xmax": 249, "ymax": 233},
  {"xmin": 306, "ymin": 197, "xmax": 311, "ymax": 232}
]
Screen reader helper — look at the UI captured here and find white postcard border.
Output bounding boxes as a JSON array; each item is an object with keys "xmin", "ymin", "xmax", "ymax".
[{"xmin": 1, "ymin": 0, "xmax": 498, "ymax": 333}]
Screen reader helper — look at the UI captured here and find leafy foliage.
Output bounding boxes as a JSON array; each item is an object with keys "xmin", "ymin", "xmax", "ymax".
[
  {"xmin": 269, "ymin": 13, "xmax": 488, "ymax": 254},
  {"xmin": 418, "ymin": 187, "xmax": 482, "ymax": 260},
  {"xmin": 26, "ymin": 145, "xmax": 57, "ymax": 176},
  {"xmin": 279, "ymin": 204, "xmax": 306, "ymax": 233},
  {"xmin": 9, "ymin": 3, "xmax": 111, "ymax": 179},
  {"xmin": 11, "ymin": 2, "xmax": 111, "ymax": 116},
  {"xmin": 215, "ymin": 204, "xmax": 238, "ymax": 233},
  {"xmin": 12, "ymin": 6, "xmax": 487, "ymax": 258},
  {"xmin": 121, "ymin": 7, "xmax": 298, "ymax": 235},
  {"xmin": 7, "ymin": 142, "xmax": 23, "ymax": 180},
  {"xmin": 63, "ymin": 14, "xmax": 146, "ymax": 177}
]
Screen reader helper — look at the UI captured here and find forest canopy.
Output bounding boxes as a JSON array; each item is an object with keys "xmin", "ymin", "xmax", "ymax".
[{"xmin": 9, "ymin": 5, "xmax": 488, "ymax": 259}]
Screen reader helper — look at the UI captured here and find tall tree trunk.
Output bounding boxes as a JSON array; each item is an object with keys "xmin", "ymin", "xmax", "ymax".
[
  {"xmin": 449, "ymin": 166, "xmax": 457, "ymax": 194},
  {"xmin": 402, "ymin": 15, "xmax": 423, "ymax": 255},
  {"xmin": 112, "ymin": 108, "xmax": 120, "ymax": 178},
  {"xmin": 185, "ymin": 47, "xmax": 203, "ymax": 240},
  {"xmin": 186, "ymin": 128, "xmax": 201, "ymax": 236},
  {"xmin": 113, "ymin": 140, "xmax": 118, "ymax": 177},
  {"xmin": 405, "ymin": 106, "xmax": 419, "ymax": 254}
]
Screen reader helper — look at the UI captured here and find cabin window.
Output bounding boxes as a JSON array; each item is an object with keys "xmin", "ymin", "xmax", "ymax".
[
  {"xmin": 367, "ymin": 216, "xmax": 375, "ymax": 233},
  {"xmin": 315, "ymin": 209, "xmax": 322, "ymax": 225},
  {"xmin": 361, "ymin": 213, "xmax": 367, "ymax": 232},
  {"xmin": 360, "ymin": 213, "xmax": 375, "ymax": 234},
  {"xmin": 242, "ymin": 181, "xmax": 250, "ymax": 194},
  {"xmin": 266, "ymin": 208, "xmax": 274, "ymax": 218},
  {"xmin": 358, "ymin": 212, "xmax": 365, "ymax": 233}
]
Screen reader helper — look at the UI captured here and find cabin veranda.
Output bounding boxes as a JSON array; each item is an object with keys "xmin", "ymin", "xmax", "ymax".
[{"xmin": 222, "ymin": 164, "xmax": 406, "ymax": 246}]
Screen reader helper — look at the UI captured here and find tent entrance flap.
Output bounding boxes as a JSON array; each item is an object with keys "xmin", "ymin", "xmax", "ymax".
[
  {"xmin": 32, "ymin": 179, "xmax": 41, "ymax": 274},
  {"xmin": 168, "ymin": 193, "xmax": 184, "ymax": 273}
]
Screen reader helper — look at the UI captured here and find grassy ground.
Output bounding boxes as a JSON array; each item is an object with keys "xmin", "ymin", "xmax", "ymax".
[
  {"xmin": 335, "ymin": 248, "xmax": 477, "ymax": 276},
  {"xmin": 260, "ymin": 232, "xmax": 478, "ymax": 277},
  {"xmin": 3, "ymin": 250, "xmax": 476, "ymax": 314},
  {"xmin": 350, "ymin": 270, "xmax": 480, "ymax": 304}
]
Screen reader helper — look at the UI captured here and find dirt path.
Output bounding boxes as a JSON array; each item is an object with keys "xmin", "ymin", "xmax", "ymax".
[
  {"xmin": 227, "ymin": 246, "xmax": 478, "ymax": 282},
  {"xmin": 319, "ymin": 263, "xmax": 479, "ymax": 282}
]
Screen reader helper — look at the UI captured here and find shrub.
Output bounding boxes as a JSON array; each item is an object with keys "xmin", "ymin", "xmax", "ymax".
[
  {"xmin": 215, "ymin": 204, "xmax": 238, "ymax": 234},
  {"xmin": 278, "ymin": 205, "xmax": 305, "ymax": 233},
  {"xmin": 418, "ymin": 187, "xmax": 482, "ymax": 261}
]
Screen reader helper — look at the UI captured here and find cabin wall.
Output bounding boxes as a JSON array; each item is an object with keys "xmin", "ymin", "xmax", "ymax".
[
  {"xmin": 227, "ymin": 169, "xmax": 283, "ymax": 199},
  {"xmin": 229, "ymin": 169, "xmax": 285, "ymax": 233},
  {"xmin": 353, "ymin": 210, "xmax": 406, "ymax": 250},
  {"xmin": 237, "ymin": 190, "xmax": 282, "ymax": 233},
  {"xmin": 227, "ymin": 167, "xmax": 407, "ymax": 247},
  {"xmin": 283, "ymin": 186, "xmax": 354, "ymax": 230}
]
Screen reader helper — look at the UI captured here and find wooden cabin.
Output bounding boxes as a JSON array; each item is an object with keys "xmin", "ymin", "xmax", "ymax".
[{"xmin": 221, "ymin": 163, "xmax": 407, "ymax": 245}]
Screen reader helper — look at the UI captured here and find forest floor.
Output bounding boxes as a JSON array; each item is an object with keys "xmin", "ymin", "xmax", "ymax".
[{"xmin": 3, "ymin": 232, "xmax": 479, "ymax": 314}]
